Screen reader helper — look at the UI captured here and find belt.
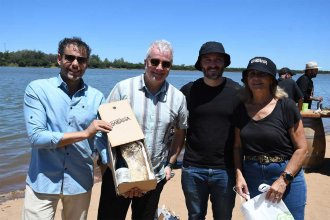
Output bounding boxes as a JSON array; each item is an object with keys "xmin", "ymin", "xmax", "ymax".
[{"xmin": 245, "ymin": 155, "xmax": 288, "ymax": 164}]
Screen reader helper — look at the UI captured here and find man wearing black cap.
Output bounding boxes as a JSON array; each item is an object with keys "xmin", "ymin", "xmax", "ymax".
[
  {"xmin": 279, "ymin": 67, "xmax": 296, "ymax": 79},
  {"xmin": 278, "ymin": 67, "xmax": 303, "ymax": 110},
  {"xmin": 180, "ymin": 41, "xmax": 241, "ymax": 219}
]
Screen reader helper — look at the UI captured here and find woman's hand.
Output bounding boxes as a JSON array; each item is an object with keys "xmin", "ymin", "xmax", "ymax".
[{"xmin": 266, "ymin": 177, "xmax": 287, "ymax": 203}]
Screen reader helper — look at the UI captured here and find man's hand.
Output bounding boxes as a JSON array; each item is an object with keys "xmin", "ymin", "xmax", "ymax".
[
  {"xmin": 59, "ymin": 120, "xmax": 112, "ymax": 147},
  {"xmin": 313, "ymin": 96, "xmax": 323, "ymax": 102},
  {"xmin": 317, "ymin": 96, "xmax": 323, "ymax": 102},
  {"xmin": 84, "ymin": 120, "xmax": 112, "ymax": 138},
  {"xmin": 121, "ymin": 187, "xmax": 145, "ymax": 198},
  {"xmin": 165, "ymin": 166, "xmax": 174, "ymax": 181}
]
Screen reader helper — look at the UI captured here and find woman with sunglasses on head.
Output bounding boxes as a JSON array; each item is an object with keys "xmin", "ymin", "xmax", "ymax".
[{"xmin": 233, "ymin": 57, "xmax": 307, "ymax": 220}]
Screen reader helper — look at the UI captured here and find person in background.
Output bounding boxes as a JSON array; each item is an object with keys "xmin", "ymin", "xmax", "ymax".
[
  {"xmin": 22, "ymin": 37, "xmax": 112, "ymax": 219},
  {"xmin": 279, "ymin": 67, "xmax": 296, "ymax": 79},
  {"xmin": 233, "ymin": 57, "xmax": 307, "ymax": 220},
  {"xmin": 278, "ymin": 67, "xmax": 303, "ymax": 110},
  {"xmin": 180, "ymin": 41, "xmax": 241, "ymax": 219},
  {"xmin": 97, "ymin": 39, "xmax": 188, "ymax": 220},
  {"xmin": 296, "ymin": 61, "xmax": 323, "ymax": 109}
]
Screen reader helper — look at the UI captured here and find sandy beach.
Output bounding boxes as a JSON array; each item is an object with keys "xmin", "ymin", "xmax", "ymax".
[{"xmin": 1, "ymin": 136, "xmax": 330, "ymax": 220}]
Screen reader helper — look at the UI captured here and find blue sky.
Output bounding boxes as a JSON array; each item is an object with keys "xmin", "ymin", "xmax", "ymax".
[{"xmin": 1, "ymin": 0, "xmax": 329, "ymax": 70}]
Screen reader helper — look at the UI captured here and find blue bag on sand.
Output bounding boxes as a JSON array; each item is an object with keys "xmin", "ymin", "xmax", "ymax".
[{"xmin": 155, "ymin": 205, "xmax": 180, "ymax": 220}]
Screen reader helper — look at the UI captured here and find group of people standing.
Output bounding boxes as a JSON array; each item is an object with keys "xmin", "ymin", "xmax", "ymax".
[{"xmin": 22, "ymin": 36, "xmax": 322, "ymax": 220}]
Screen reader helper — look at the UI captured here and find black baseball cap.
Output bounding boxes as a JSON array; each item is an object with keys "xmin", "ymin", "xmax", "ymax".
[
  {"xmin": 278, "ymin": 67, "xmax": 296, "ymax": 76},
  {"xmin": 242, "ymin": 57, "xmax": 277, "ymax": 82},
  {"xmin": 194, "ymin": 41, "xmax": 231, "ymax": 71}
]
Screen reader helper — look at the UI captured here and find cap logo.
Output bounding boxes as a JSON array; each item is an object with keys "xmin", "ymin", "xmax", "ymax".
[{"xmin": 251, "ymin": 58, "xmax": 267, "ymax": 65}]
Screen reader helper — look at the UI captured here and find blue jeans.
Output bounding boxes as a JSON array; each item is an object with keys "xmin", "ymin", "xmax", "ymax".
[
  {"xmin": 243, "ymin": 160, "xmax": 306, "ymax": 220},
  {"xmin": 181, "ymin": 166, "xmax": 236, "ymax": 220}
]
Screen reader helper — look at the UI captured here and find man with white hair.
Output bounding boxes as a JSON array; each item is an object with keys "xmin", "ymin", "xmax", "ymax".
[
  {"xmin": 296, "ymin": 61, "xmax": 323, "ymax": 109},
  {"xmin": 97, "ymin": 39, "xmax": 188, "ymax": 220}
]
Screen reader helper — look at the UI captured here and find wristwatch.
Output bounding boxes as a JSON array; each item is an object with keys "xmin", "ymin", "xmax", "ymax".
[{"xmin": 281, "ymin": 171, "xmax": 294, "ymax": 184}]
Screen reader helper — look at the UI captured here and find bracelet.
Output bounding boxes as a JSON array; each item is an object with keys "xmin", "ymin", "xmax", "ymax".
[{"xmin": 166, "ymin": 162, "xmax": 175, "ymax": 169}]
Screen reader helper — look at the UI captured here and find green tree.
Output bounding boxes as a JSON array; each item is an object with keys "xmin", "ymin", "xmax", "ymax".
[
  {"xmin": 103, "ymin": 58, "xmax": 111, "ymax": 68},
  {"xmin": 89, "ymin": 54, "xmax": 103, "ymax": 68}
]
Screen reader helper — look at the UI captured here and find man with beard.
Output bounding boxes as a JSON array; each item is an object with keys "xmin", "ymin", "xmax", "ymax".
[
  {"xmin": 296, "ymin": 61, "xmax": 323, "ymax": 109},
  {"xmin": 180, "ymin": 41, "xmax": 241, "ymax": 219}
]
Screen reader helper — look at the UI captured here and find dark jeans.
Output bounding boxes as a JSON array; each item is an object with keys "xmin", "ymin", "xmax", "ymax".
[
  {"xmin": 97, "ymin": 168, "xmax": 166, "ymax": 220},
  {"xmin": 181, "ymin": 166, "xmax": 236, "ymax": 220}
]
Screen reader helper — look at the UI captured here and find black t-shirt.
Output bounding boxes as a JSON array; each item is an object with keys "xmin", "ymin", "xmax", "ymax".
[
  {"xmin": 296, "ymin": 74, "xmax": 314, "ymax": 108},
  {"xmin": 234, "ymin": 98, "xmax": 301, "ymax": 158},
  {"xmin": 278, "ymin": 78, "xmax": 303, "ymax": 103},
  {"xmin": 181, "ymin": 78, "xmax": 241, "ymax": 169}
]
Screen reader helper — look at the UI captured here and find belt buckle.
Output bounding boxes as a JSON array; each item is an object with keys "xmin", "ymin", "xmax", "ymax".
[{"xmin": 259, "ymin": 155, "xmax": 270, "ymax": 164}]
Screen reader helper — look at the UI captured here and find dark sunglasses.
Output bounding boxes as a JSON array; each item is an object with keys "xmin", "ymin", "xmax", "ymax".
[
  {"xmin": 64, "ymin": 54, "xmax": 88, "ymax": 64},
  {"xmin": 149, "ymin": 58, "xmax": 172, "ymax": 69}
]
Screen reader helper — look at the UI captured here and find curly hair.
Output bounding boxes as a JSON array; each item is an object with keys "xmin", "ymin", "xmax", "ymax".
[{"xmin": 58, "ymin": 37, "xmax": 91, "ymax": 59}]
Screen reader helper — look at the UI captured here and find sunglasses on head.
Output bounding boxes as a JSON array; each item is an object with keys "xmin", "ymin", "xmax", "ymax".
[
  {"xmin": 149, "ymin": 58, "xmax": 172, "ymax": 69},
  {"xmin": 64, "ymin": 54, "xmax": 88, "ymax": 64}
]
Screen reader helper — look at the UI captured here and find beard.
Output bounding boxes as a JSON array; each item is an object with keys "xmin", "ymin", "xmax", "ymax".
[
  {"xmin": 311, "ymin": 73, "xmax": 317, "ymax": 78},
  {"xmin": 202, "ymin": 66, "xmax": 224, "ymax": 80}
]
